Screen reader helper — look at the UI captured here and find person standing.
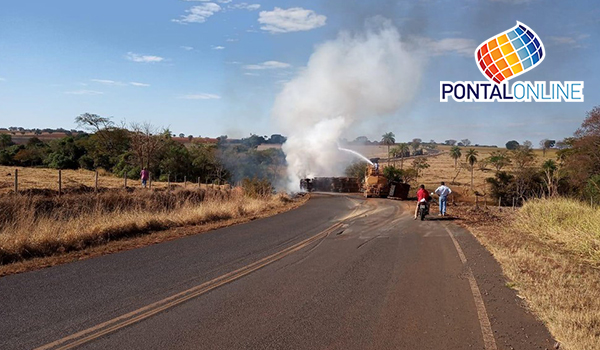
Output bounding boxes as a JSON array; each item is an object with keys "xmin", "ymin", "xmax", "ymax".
[
  {"xmin": 140, "ymin": 167, "xmax": 149, "ymax": 188},
  {"xmin": 434, "ymin": 181, "xmax": 452, "ymax": 216}
]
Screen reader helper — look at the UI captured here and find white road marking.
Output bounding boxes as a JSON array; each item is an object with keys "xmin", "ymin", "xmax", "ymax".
[{"xmin": 444, "ymin": 225, "xmax": 498, "ymax": 350}]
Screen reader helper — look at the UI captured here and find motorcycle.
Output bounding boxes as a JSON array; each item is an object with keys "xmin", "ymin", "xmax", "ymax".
[{"xmin": 417, "ymin": 198, "xmax": 430, "ymax": 221}]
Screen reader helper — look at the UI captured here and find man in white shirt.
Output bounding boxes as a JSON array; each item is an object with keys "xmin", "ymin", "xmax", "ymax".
[{"xmin": 433, "ymin": 181, "xmax": 452, "ymax": 216}]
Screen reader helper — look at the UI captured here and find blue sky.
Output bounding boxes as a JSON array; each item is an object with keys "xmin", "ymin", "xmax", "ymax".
[{"xmin": 0, "ymin": 0, "xmax": 598, "ymax": 146}]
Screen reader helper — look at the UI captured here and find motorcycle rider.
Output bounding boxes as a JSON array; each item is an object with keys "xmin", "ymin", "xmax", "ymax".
[{"xmin": 414, "ymin": 184, "xmax": 431, "ymax": 220}]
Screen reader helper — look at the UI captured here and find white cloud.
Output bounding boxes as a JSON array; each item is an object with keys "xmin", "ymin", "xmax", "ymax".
[
  {"xmin": 243, "ymin": 60, "xmax": 291, "ymax": 70},
  {"xmin": 244, "ymin": 72, "xmax": 259, "ymax": 76},
  {"xmin": 126, "ymin": 52, "xmax": 165, "ymax": 63},
  {"xmin": 65, "ymin": 90, "xmax": 104, "ymax": 95},
  {"xmin": 179, "ymin": 93, "xmax": 221, "ymax": 100},
  {"xmin": 258, "ymin": 7, "xmax": 326, "ymax": 34},
  {"xmin": 226, "ymin": 38, "xmax": 238, "ymax": 42},
  {"xmin": 422, "ymin": 38, "xmax": 477, "ymax": 57},
  {"xmin": 212, "ymin": 45, "xmax": 226, "ymax": 50},
  {"xmin": 173, "ymin": 3, "xmax": 221, "ymax": 24},
  {"xmin": 91, "ymin": 79, "xmax": 126, "ymax": 86},
  {"xmin": 183, "ymin": 0, "xmax": 230, "ymax": 2},
  {"xmin": 548, "ymin": 34, "xmax": 589, "ymax": 48},
  {"xmin": 180, "ymin": 46, "xmax": 194, "ymax": 51},
  {"xmin": 228, "ymin": 3, "xmax": 260, "ymax": 11},
  {"xmin": 90, "ymin": 79, "xmax": 149, "ymax": 87}
]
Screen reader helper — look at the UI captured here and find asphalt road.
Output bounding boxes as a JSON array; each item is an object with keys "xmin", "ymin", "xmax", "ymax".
[{"xmin": 0, "ymin": 194, "xmax": 554, "ymax": 350}]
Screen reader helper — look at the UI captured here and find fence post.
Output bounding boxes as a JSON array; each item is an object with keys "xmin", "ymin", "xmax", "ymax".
[
  {"xmin": 512, "ymin": 197, "xmax": 516, "ymax": 210},
  {"xmin": 198, "ymin": 177, "xmax": 201, "ymax": 188},
  {"xmin": 58, "ymin": 170, "xmax": 62, "ymax": 197},
  {"xmin": 95, "ymin": 170, "xmax": 99, "ymax": 192},
  {"xmin": 149, "ymin": 173, "xmax": 152, "ymax": 190},
  {"xmin": 168, "ymin": 174, "xmax": 171, "ymax": 192},
  {"xmin": 498, "ymin": 198, "xmax": 501, "ymax": 208},
  {"xmin": 124, "ymin": 172, "xmax": 127, "ymax": 188},
  {"xmin": 184, "ymin": 176, "xmax": 187, "ymax": 188},
  {"xmin": 14, "ymin": 169, "xmax": 18, "ymax": 194}
]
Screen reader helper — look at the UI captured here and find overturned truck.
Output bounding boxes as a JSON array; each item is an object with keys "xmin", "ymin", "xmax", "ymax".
[
  {"xmin": 300, "ymin": 160, "xmax": 410, "ymax": 199},
  {"xmin": 300, "ymin": 177, "xmax": 361, "ymax": 193}
]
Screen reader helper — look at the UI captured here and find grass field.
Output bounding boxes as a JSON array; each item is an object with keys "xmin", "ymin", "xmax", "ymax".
[
  {"xmin": 349, "ymin": 144, "xmax": 557, "ymax": 202},
  {"xmin": 457, "ymin": 198, "xmax": 600, "ymax": 350},
  {"xmin": 0, "ymin": 165, "xmax": 222, "ymax": 195}
]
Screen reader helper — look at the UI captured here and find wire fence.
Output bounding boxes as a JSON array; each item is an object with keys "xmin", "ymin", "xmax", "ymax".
[{"xmin": 3, "ymin": 168, "xmax": 228, "ymax": 196}]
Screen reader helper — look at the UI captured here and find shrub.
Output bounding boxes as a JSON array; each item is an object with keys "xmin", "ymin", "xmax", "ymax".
[{"xmin": 241, "ymin": 178, "xmax": 273, "ymax": 198}]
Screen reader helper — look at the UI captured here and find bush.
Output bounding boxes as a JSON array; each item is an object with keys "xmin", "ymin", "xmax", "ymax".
[{"xmin": 241, "ymin": 178, "xmax": 273, "ymax": 198}]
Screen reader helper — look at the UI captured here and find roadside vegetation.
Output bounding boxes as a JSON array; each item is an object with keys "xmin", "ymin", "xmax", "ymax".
[
  {"xmin": 459, "ymin": 198, "xmax": 600, "ymax": 350},
  {"xmin": 455, "ymin": 106, "xmax": 600, "ymax": 350},
  {"xmin": 0, "ymin": 114, "xmax": 296, "ymax": 272},
  {"xmin": 0, "ymin": 184, "xmax": 301, "ymax": 268},
  {"xmin": 0, "ymin": 114, "xmax": 286, "ymax": 187}
]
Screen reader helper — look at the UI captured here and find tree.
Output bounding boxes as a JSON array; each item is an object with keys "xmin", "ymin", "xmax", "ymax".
[
  {"xmin": 345, "ymin": 161, "xmax": 368, "ymax": 179},
  {"xmin": 487, "ymin": 150, "xmax": 511, "ymax": 172},
  {"xmin": 412, "ymin": 157, "xmax": 430, "ymax": 182},
  {"xmin": 410, "ymin": 139, "xmax": 421, "ymax": 155},
  {"xmin": 391, "ymin": 143, "xmax": 409, "ymax": 169},
  {"xmin": 382, "ymin": 165, "xmax": 404, "ymax": 183},
  {"xmin": 560, "ymin": 106, "xmax": 600, "ymax": 194},
  {"xmin": 352, "ymin": 136, "xmax": 370, "ymax": 144},
  {"xmin": 522, "ymin": 140, "xmax": 533, "ymax": 149},
  {"xmin": 466, "ymin": 149, "xmax": 478, "ymax": 189},
  {"xmin": 129, "ymin": 122, "xmax": 168, "ymax": 170},
  {"xmin": 506, "ymin": 140, "xmax": 520, "ymax": 150},
  {"xmin": 461, "ymin": 139, "xmax": 471, "ymax": 146},
  {"xmin": 75, "ymin": 113, "xmax": 114, "ymax": 133},
  {"xmin": 449, "ymin": 146, "xmax": 462, "ymax": 168},
  {"xmin": 512, "ymin": 146, "xmax": 536, "ymax": 168},
  {"xmin": 541, "ymin": 159, "xmax": 560, "ymax": 197},
  {"xmin": 444, "ymin": 139, "xmax": 457, "ymax": 146},
  {"xmin": 268, "ymin": 134, "xmax": 287, "ymax": 144},
  {"xmin": 0, "ymin": 134, "xmax": 13, "ymax": 148},
  {"xmin": 381, "ymin": 132, "xmax": 395, "ymax": 165},
  {"xmin": 539, "ymin": 139, "xmax": 556, "ymax": 157}
]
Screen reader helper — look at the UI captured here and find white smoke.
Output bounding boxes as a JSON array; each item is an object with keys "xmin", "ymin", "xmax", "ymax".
[{"xmin": 272, "ymin": 17, "xmax": 422, "ymax": 191}]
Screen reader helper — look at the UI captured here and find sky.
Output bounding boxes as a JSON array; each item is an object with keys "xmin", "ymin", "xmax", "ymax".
[{"xmin": 0, "ymin": 0, "xmax": 598, "ymax": 146}]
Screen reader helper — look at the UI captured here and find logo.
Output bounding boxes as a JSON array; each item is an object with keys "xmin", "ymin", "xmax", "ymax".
[
  {"xmin": 440, "ymin": 21, "xmax": 584, "ymax": 102},
  {"xmin": 476, "ymin": 22, "xmax": 544, "ymax": 84}
]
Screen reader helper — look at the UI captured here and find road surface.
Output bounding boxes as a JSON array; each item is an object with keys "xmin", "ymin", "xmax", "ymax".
[{"xmin": 0, "ymin": 193, "xmax": 554, "ymax": 350}]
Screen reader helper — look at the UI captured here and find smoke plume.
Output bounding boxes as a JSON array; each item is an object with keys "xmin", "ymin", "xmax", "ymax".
[{"xmin": 272, "ymin": 17, "xmax": 422, "ymax": 191}]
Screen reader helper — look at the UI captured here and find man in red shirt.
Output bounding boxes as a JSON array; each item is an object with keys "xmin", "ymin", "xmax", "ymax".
[{"xmin": 414, "ymin": 184, "xmax": 431, "ymax": 219}]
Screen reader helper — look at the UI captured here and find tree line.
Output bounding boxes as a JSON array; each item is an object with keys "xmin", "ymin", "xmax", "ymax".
[
  {"xmin": 0, "ymin": 114, "xmax": 286, "ymax": 185},
  {"xmin": 447, "ymin": 106, "xmax": 600, "ymax": 205}
]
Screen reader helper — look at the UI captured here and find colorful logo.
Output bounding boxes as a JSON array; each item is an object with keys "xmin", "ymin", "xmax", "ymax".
[{"xmin": 475, "ymin": 22, "xmax": 544, "ymax": 84}]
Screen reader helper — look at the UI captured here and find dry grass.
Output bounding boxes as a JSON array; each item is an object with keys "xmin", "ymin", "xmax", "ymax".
[
  {"xmin": 456, "ymin": 198, "xmax": 600, "ymax": 350},
  {"xmin": 350, "ymin": 145, "xmax": 557, "ymax": 203},
  {"xmin": 0, "ymin": 187, "xmax": 299, "ymax": 266},
  {"xmin": 0, "ymin": 165, "xmax": 223, "ymax": 195}
]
